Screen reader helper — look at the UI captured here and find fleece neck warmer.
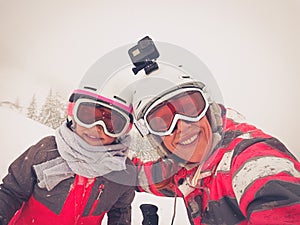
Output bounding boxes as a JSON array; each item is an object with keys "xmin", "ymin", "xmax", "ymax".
[{"xmin": 34, "ymin": 122, "xmax": 130, "ymax": 191}]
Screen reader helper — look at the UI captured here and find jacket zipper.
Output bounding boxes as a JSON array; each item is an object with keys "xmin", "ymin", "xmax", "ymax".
[{"xmin": 89, "ymin": 183, "xmax": 105, "ymax": 216}]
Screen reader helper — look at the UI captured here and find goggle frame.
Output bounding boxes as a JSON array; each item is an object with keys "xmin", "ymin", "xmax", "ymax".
[
  {"xmin": 143, "ymin": 87, "xmax": 209, "ymax": 136},
  {"xmin": 72, "ymin": 98, "xmax": 132, "ymax": 138}
]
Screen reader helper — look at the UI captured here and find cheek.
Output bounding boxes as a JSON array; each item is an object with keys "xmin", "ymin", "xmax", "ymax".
[
  {"xmin": 104, "ymin": 135, "xmax": 116, "ymax": 144},
  {"xmin": 201, "ymin": 118, "xmax": 212, "ymax": 145},
  {"xmin": 161, "ymin": 136, "xmax": 176, "ymax": 152},
  {"xmin": 74, "ymin": 124, "xmax": 86, "ymax": 136}
]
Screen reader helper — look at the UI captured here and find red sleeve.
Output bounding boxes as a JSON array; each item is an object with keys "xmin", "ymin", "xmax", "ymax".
[
  {"xmin": 132, "ymin": 157, "xmax": 180, "ymax": 197},
  {"xmin": 231, "ymin": 141, "xmax": 300, "ymax": 224}
]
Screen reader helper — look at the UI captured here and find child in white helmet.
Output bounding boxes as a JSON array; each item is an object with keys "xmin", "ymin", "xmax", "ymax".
[{"xmin": 0, "ymin": 49, "xmax": 138, "ymax": 224}]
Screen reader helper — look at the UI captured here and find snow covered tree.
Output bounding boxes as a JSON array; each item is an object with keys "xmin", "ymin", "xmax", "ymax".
[
  {"xmin": 27, "ymin": 94, "xmax": 38, "ymax": 121},
  {"xmin": 38, "ymin": 89, "xmax": 67, "ymax": 129}
]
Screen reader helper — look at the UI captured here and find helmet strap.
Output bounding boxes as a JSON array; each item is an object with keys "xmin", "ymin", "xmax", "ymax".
[{"xmin": 66, "ymin": 117, "xmax": 74, "ymax": 130}]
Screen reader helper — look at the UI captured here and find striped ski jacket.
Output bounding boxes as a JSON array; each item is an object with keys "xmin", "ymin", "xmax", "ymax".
[{"xmin": 133, "ymin": 108, "xmax": 300, "ymax": 225}]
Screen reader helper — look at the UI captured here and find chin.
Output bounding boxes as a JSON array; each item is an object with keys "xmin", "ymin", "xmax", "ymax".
[{"xmin": 178, "ymin": 145, "xmax": 207, "ymax": 163}]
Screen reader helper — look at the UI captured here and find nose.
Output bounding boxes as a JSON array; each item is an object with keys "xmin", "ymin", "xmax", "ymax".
[
  {"xmin": 173, "ymin": 119, "xmax": 191, "ymax": 133},
  {"xmin": 93, "ymin": 124, "xmax": 106, "ymax": 135},
  {"xmin": 177, "ymin": 119, "xmax": 192, "ymax": 127}
]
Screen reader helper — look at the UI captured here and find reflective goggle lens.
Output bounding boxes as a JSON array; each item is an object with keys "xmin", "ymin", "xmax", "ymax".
[
  {"xmin": 145, "ymin": 89, "xmax": 208, "ymax": 135},
  {"xmin": 73, "ymin": 99, "xmax": 130, "ymax": 137}
]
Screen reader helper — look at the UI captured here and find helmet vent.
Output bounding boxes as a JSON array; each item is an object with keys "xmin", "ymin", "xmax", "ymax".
[
  {"xmin": 114, "ymin": 95, "xmax": 127, "ymax": 104},
  {"xmin": 83, "ymin": 86, "xmax": 97, "ymax": 91},
  {"xmin": 136, "ymin": 100, "xmax": 142, "ymax": 110},
  {"xmin": 181, "ymin": 75, "xmax": 191, "ymax": 79}
]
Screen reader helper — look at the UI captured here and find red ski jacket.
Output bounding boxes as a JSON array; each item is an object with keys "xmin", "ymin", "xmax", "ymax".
[
  {"xmin": 133, "ymin": 108, "xmax": 300, "ymax": 225},
  {"xmin": 0, "ymin": 136, "xmax": 136, "ymax": 225}
]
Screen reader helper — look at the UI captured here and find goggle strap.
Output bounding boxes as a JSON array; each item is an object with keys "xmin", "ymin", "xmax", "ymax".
[
  {"xmin": 202, "ymin": 87, "xmax": 213, "ymax": 104},
  {"xmin": 67, "ymin": 102, "xmax": 75, "ymax": 116}
]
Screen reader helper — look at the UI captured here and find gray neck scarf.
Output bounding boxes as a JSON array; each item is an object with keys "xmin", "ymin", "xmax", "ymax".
[
  {"xmin": 34, "ymin": 123, "xmax": 130, "ymax": 191},
  {"xmin": 56, "ymin": 123, "xmax": 130, "ymax": 178}
]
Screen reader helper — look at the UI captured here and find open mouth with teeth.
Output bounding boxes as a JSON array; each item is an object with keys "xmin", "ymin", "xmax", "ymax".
[
  {"xmin": 178, "ymin": 133, "xmax": 199, "ymax": 145},
  {"xmin": 84, "ymin": 133, "xmax": 101, "ymax": 140},
  {"xmin": 82, "ymin": 133, "xmax": 104, "ymax": 144}
]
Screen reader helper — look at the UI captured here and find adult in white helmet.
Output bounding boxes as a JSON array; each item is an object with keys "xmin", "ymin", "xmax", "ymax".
[
  {"xmin": 130, "ymin": 36, "xmax": 300, "ymax": 225},
  {"xmin": 0, "ymin": 46, "xmax": 138, "ymax": 224}
]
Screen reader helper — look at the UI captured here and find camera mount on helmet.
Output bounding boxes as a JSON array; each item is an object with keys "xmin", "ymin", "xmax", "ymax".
[{"xmin": 128, "ymin": 36, "xmax": 160, "ymax": 75}]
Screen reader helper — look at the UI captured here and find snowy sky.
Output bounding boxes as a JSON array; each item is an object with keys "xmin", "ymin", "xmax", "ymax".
[{"xmin": 0, "ymin": 0, "xmax": 299, "ymax": 177}]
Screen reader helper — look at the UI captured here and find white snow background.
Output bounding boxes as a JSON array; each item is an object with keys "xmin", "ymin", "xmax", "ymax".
[{"xmin": 0, "ymin": 107, "xmax": 190, "ymax": 224}]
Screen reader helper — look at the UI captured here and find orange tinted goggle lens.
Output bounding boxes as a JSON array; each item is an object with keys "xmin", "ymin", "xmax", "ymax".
[
  {"xmin": 76, "ymin": 102, "xmax": 127, "ymax": 134},
  {"xmin": 146, "ymin": 90, "xmax": 206, "ymax": 133}
]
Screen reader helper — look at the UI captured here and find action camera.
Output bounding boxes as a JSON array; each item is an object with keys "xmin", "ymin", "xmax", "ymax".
[{"xmin": 128, "ymin": 36, "xmax": 160, "ymax": 75}]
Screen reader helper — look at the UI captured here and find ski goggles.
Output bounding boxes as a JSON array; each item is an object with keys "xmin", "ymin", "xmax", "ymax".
[
  {"xmin": 72, "ymin": 98, "xmax": 132, "ymax": 138},
  {"xmin": 143, "ymin": 87, "xmax": 209, "ymax": 136}
]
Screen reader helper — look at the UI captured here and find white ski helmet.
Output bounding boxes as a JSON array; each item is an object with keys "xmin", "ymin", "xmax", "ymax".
[
  {"xmin": 130, "ymin": 39, "xmax": 224, "ymax": 137},
  {"xmin": 67, "ymin": 44, "xmax": 140, "ymax": 137}
]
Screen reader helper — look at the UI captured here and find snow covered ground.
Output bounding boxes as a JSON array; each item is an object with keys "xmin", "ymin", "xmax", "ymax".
[{"xmin": 0, "ymin": 107, "xmax": 190, "ymax": 224}]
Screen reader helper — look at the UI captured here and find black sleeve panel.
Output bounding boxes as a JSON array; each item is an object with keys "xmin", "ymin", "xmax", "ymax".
[{"xmin": 0, "ymin": 136, "xmax": 59, "ymax": 224}]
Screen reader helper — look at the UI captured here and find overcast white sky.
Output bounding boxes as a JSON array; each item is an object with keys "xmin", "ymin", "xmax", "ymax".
[{"xmin": 0, "ymin": 0, "xmax": 299, "ymax": 152}]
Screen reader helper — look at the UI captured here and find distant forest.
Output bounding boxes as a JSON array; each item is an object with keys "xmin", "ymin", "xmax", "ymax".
[
  {"xmin": 1, "ymin": 89, "xmax": 66, "ymax": 129},
  {"xmin": 26, "ymin": 89, "xmax": 67, "ymax": 129}
]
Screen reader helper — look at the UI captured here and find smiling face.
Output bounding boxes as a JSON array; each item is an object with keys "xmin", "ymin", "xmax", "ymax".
[
  {"xmin": 161, "ymin": 116, "xmax": 212, "ymax": 163},
  {"xmin": 75, "ymin": 123, "xmax": 116, "ymax": 146},
  {"xmin": 141, "ymin": 87, "xmax": 212, "ymax": 163}
]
